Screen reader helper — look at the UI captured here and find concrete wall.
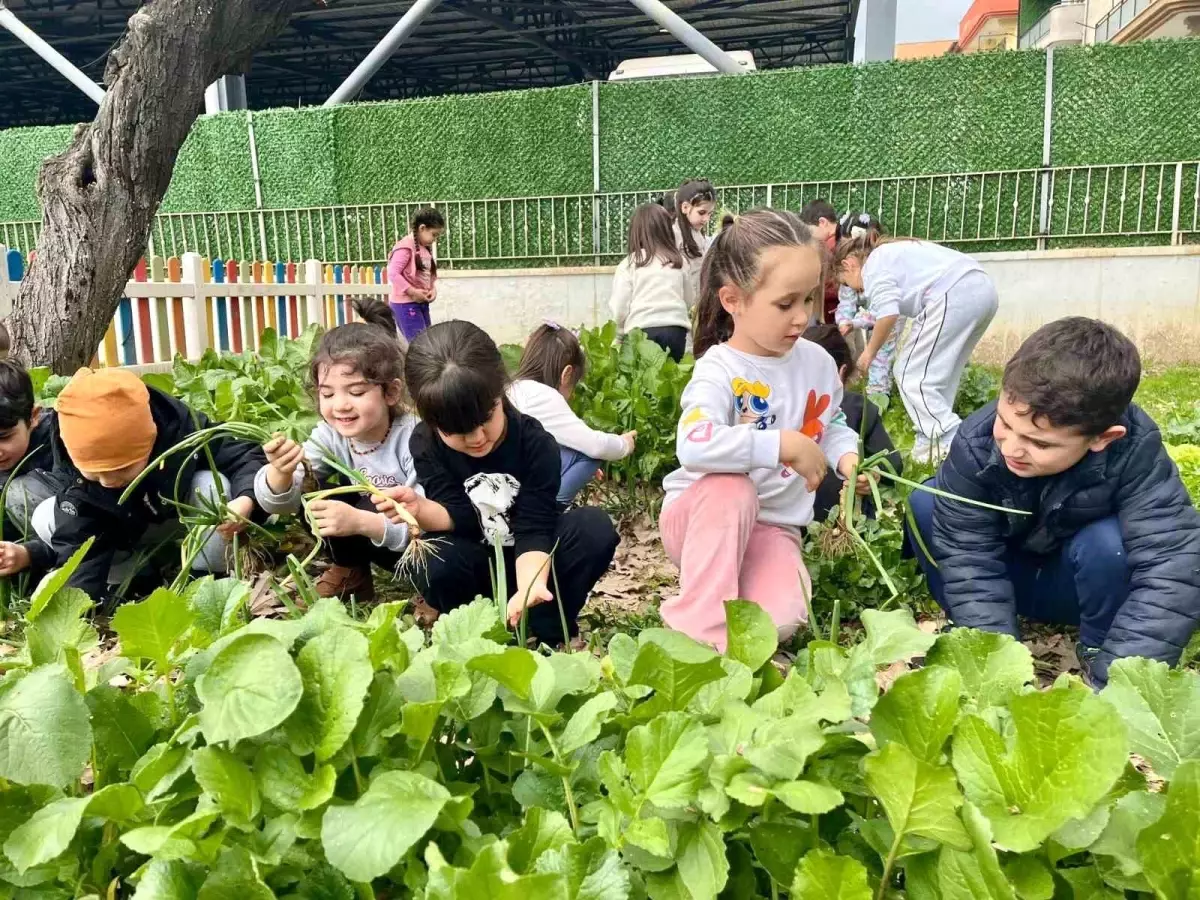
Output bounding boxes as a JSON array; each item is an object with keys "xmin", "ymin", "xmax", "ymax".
[{"xmin": 435, "ymin": 245, "xmax": 1200, "ymax": 364}]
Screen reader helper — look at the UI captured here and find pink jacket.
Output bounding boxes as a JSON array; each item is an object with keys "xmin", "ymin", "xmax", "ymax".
[{"xmin": 388, "ymin": 235, "xmax": 436, "ymax": 305}]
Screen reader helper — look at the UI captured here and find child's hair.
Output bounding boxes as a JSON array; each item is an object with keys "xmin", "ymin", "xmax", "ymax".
[
  {"xmin": 720, "ymin": 213, "xmax": 736, "ymax": 232},
  {"xmin": 671, "ymin": 179, "xmax": 717, "ymax": 260},
  {"xmin": 1002, "ymin": 317, "xmax": 1140, "ymax": 436},
  {"xmin": 410, "ymin": 207, "xmax": 446, "ymax": 278},
  {"xmin": 0, "ymin": 322, "xmax": 10, "ymax": 360},
  {"xmin": 838, "ymin": 210, "xmax": 884, "ymax": 241},
  {"xmin": 627, "ymin": 204, "xmax": 683, "ymax": 269},
  {"xmin": 804, "ymin": 324, "xmax": 855, "ymax": 382},
  {"xmin": 832, "ymin": 229, "xmax": 886, "ymax": 272},
  {"xmin": 309, "ymin": 299, "xmax": 406, "ymax": 415},
  {"xmin": 693, "ymin": 209, "xmax": 818, "ymax": 358},
  {"xmin": 405, "ymin": 320, "xmax": 509, "ymax": 436},
  {"xmin": 514, "ymin": 322, "xmax": 587, "ymax": 390},
  {"xmin": 800, "ymin": 199, "xmax": 838, "ymax": 228},
  {"xmin": 0, "ymin": 359, "xmax": 35, "ymax": 431}
]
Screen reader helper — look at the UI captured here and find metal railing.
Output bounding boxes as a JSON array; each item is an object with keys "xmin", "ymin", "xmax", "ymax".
[
  {"xmin": 2, "ymin": 160, "xmax": 1198, "ymax": 267},
  {"xmin": 1018, "ymin": 0, "xmax": 1084, "ymax": 48},
  {"xmin": 1095, "ymin": 0, "xmax": 1154, "ymax": 42}
]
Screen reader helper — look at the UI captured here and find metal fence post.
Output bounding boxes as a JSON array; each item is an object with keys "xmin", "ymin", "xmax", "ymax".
[
  {"xmin": 0, "ymin": 245, "xmax": 12, "ymax": 319},
  {"xmin": 305, "ymin": 258, "xmax": 325, "ymax": 327},
  {"xmin": 181, "ymin": 252, "xmax": 210, "ymax": 360},
  {"xmin": 592, "ymin": 80, "xmax": 602, "ymax": 265},
  {"xmin": 1171, "ymin": 161, "xmax": 1185, "ymax": 246},
  {"xmin": 247, "ymin": 111, "xmax": 269, "ymax": 261},
  {"xmin": 1037, "ymin": 48, "xmax": 1055, "ymax": 251}
]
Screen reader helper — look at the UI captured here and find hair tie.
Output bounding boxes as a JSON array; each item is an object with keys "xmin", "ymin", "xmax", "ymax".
[{"xmin": 543, "ymin": 319, "xmax": 561, "ymax": 331}]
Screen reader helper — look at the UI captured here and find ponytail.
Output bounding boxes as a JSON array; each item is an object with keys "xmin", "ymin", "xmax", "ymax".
[
  {"xmin": 352, "ymin": 296, "xmax": 399, "ymax": 335},
  {"xmin": 832, "ymin": 229, "xmax": 885, "ymax": 272}
]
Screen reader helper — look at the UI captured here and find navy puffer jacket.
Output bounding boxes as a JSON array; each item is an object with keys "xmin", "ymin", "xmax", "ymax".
[{"xmin": 933, "ymin": 401, "xmax": 1200, "ymax": 684}]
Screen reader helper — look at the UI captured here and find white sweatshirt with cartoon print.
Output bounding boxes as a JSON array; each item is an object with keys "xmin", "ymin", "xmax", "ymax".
[{"xmin": 662, "ymin": 341, "xmax": 860, "ymax": 529}]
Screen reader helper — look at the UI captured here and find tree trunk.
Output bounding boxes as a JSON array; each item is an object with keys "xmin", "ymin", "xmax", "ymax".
[{"xmin": 10, "ymin": 0, "xmax": 311, "ymax": 372}]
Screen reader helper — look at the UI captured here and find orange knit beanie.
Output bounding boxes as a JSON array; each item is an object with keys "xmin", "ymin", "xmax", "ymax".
[{"xmin": 57, "ymin": 368, "xmax": 157, "ymax": 473}]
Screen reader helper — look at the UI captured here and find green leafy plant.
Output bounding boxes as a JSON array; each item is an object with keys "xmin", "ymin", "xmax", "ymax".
[
  {"xmin": 952, "ymin": 363, "xmax": 1000, "ymax": 420},
  {"xmin": 1167, "ymin": 443, "xmax": 1200, "ymax": 504}
]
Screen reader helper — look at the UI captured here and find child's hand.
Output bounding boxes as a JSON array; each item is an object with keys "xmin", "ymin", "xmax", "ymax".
[
  {"xmin": 621, "ymin": 430, "xmax": 638, "ymax": 455},
  {"xmin": 219, "ymin": 496, "xmax": 256, "ymax": 539},
  {"xmin": 308, "ymin": 498, "xmax": 371, "ymax": 538},
  {"xmin": 372, "ymin": 486, "xmax": 423, "ymax": 525},
  {"xmin": 857, "ymin": 350, "xmax": 876, "ymax": 376},
  {"xmin": 265, "ymin": 434, "xmax": 304, "ymax": 479},
  {"xmin": 779, "ymin": 431, "xmax": 827, "ymax": 491},
  {"xmin": 427, "ymin": 284, "xmax": 438, "ymax": 302},
  {"xmin": 838, "ymin": 323, "xmax": 853, "ymax": 336},
  {"xmin": 0, "ymin": 542, "xmax": 32, "ymax": 577},
  {"xmin": 507, "ymin": 581, "xmax": 554, "ymax": 627},
  {"xmin": 409, "ymin": 288, "xmax": 431, "ymax": 303},
  {"xmin": 837, "ymin": 453, "xmax": 873, "ymax": 497}
]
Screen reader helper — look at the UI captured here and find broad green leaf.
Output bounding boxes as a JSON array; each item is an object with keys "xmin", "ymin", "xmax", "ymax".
[
  {"xmin": 607, "ymin": 633, "xmax": 638, "ymax": 684},
  {"xmin": 131, "ymin": 743, "xmax": 192, "ymax": 802},
  {"xmin": 724, "ymin": 600, "xmax": 777, "ymax": 672},
  {"xmin": 255, "ymin": 745, "xmax": 336, "ymax": 813},
  {"xmin": 0, "ymin": 665, "xmax": 91, "ymax": 787},
  {"xmin": 871, "ymin": 666, "xmax": 962, "ymax": 764},
  {"xmin": 935, "ymin": 803, "xmax": 1016, "ymax": 900},
  {"xmin": 926, "ymin": 629, "xmax": 1034, "ymax": 709},
  {"xmin": 2, "ymin": 796, "xmax": 87, "ymax": 874},
  {"xmin": 1102, "ymin": 657, "xmax": 1200, "ymax": 781},
  {"xmin": 559, "ymin": 692, "xmax": 619, "ymax": 757},
  {"xmin": 86, "ymin": 783, "xmax": 145, "ymax": 822},
  {"xmin": 132, "ymin": 859, "xmax": 204, "ymax": 900},
  {"xmin": 855, "ymin": 608, "xmax": 937, "ymax": 666},
  {"xmin": 112, "ymin": 588, "xmax": 195, "ymax": 671},
  {"xmin": 743, "ymin": 714, "xmax": 826, "ymax": 781},
  {"xmin": 625, "ymin": 816, "xmax": 671, "ymax": 857},
  {"xmin": 1090, "ymin": 790, "xmax": 1167, "ymax": 878},
  {"xmin": 24, "ymin": 587, "xmax": 95, "ymax": 669},
  {"xmin": 197, "ymin": 846, "xmax": 273, "ymax": 900},
  {"xmin": 749, "ymin": 821, "xmax": 815, "ymax": 888},
  {"xmin": 773, "ymin": 779, "xmax": 845, "ymax": 814},
  {"xmin": 427, "ymin": 840, "xmax": 568, "ymax": 899},
  {"xmin": 1137, "ymin": 758, "xmax": 1200, "ymax": 900},
  {"xmin": 689, "ymin": 658, "xmax": 753, "ymax": 717},
  {"xmin": 625, "ymin": 712, "xmax": 708, "ymax": 809},
  {"xmin": 1056, "ymin": 864, "xmax": 1123, "ymax": 899},
  {"xmin": 638, "ymin": 628, "xmax": 721, "ymax": 663},
  {"xmin": 285, "ymin": 627, "xmax": 372, "ymax": 761},
  {"xmin": 753, "ymin": 668, "xmax": 852, "ymax": 725},
  {"xmin": 864, "ymin": 742, "xmax": 971, "ymax": 850},
  {"xmin": 351, "ymin": 673, "xmax": 406, "ymax": 757},
  {"xmin": 628, "ymin": 642, "xmax": 725, "ymax": 713},
  {"xmin": 535, "ymin": 836, "xmax": 631, "ymax": 900},
  {"xmin": 192, "ymin": 746, "xmax": 260, "ymax": 827},
  {"xmin": 791, "ymin": 849, "xmax": 872, "ymax": 900},
  {"xmin": 321, "ymin": 770, "xmax": 450, "ymax": 882},
  {"xmin": 121, "ymin": 811, "xmax": 220, "ymax": 860},
  {"xmin": 197, "ymin": 634, "xmax": 303, "ymax": 745},
  {"xmin": 186, "ymin": 578, "xmax": 250, "ymax": 646},
  {"xmin": 87, "ymin": 684, "xmax": 157, "ymax": 785},
  {"xmin": 508, "ymin": 808, "xmax": 575, "ymax": 874},
  {"xmin": 431, "ymin": 599, "xmax": 506, "ymax": 646},
  {"xmin": 27, "ymin": 538, "xmax": 95, "ymax": 620},
  {"xmin": 645, "ymin": 820, "xmax": 728, "ymax": 900},
  {"xmin": 1001, "ymin": 856, "xmax": 1054, "ymax": 900},
  {"xmin": 951, "ymin": 682, "xmax": 1128, "ymax": 852},
  {"xmin": 468, "ymin": 647, "xmax": 540, "ymax": 700}
]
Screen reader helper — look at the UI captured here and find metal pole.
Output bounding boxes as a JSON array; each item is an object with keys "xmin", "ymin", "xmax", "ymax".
[
  {"xmin": 1037, "ymin": 48, "xmax": 1055, "ymax": 250},
  {"xmin": 324, "ymin": 0, "xmax": 445, "ymax": 106},
  {"xmin": 1171, "ymin": 161, "xmax": 1184, "ymax": 246},
  {"xmin": 0, "ymin": 3, "xmax": 106, "ymax": 105},
  {"xmin": 624, "ymin": 0, "xmax": 746, "ymax": 75},
  {"xmin": 591, "ymin": 80, "xmax": 601, "ymax": 264},
  {"xmin": 246, "ymin": 111, "xmax": 269, "ymax": 261}
]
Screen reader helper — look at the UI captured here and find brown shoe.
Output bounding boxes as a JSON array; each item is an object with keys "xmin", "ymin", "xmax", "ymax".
[{"xmin": 315, "ymin": 565, "xmax": 376, "ymax": 603}]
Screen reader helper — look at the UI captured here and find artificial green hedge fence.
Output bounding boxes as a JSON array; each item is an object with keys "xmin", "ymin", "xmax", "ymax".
[{"xmin": 2, "ymin": 39, "xmax": 1200, "ymax": 226}]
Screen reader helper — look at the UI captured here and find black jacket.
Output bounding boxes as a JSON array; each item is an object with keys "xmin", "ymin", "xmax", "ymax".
[
  {"xmin": 934, "ymin": 401, "xmax": 1200, "ymax": 684},
  {"xmin": 1, "ymin": 412, "xmax": 62, "ymax": 572},
  {"xmin": 814, "ymin": 392, "xmax": 902, "ymax": 522},
  {"xmin": 46, "ymin": 388, "xmax": 266, "ymax": 600}
]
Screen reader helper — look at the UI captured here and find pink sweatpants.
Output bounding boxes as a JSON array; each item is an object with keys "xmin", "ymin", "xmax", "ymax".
[{"xmin": 660, "ymin": 474, "xmax": 811, "ymax": 652}]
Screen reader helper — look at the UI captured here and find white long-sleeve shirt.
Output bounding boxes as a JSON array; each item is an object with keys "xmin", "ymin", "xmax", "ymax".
[
  {"xmin": 609, "ymin": 254, "xmax": 693, "ymax": 333},
  {"xmin": 662, "ymin": 341, "xmax": 860, "ymax": 529},
  {"xmin": 506, "ymin": 379, "xmax": 631, "ymax": 462},
  {"xmin": 863, "ymin": 241, "xmax": 985, "ymax": 320}
]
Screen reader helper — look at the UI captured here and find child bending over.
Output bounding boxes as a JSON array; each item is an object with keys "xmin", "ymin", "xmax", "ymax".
[
  {"xmin": 374, "ymin": 320, "xmax": 619, "ymax": 645},
  {"xmin": 0, "ymin": 359, "xmax": 59, "ymax": 577},
  {"xmin": 908, "ymin": 318, "xmax": 1200, "ymax": 687},
  {"xmin": 660, "ymin": 209, "xmax": 870, "ymax": 651},
  {"xmin": 507, "ymin": 322, "xmax": 636, "ymax": 506},
  {"xmin": 833, "ymin": 212, "xmax": 897, "ymax": 408},
  {"xmin": 257, "ymin": 298, "xmax": 420, "ymax": 603},
  {"xmin": 389, "ymin": 207, "xmax": 446, "ymax": 342}
]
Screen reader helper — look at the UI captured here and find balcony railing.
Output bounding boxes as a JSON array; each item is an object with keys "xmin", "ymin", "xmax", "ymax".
[
  {"xmin": 1095, "ymin": 0, "xmax": 1155, "ymax": 42},
  {"xmin": 1018, "ymin": 0, "xmax": 1085, "ymax": 48}
]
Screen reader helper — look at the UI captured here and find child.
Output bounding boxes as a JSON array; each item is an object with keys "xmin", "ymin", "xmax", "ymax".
[
  {"xmin": 833, "ymin": 212, "xmax": 897, "ymax": 408},
  {"xmin": 609, "ymin": 204, "xmax": 692, "ymax": 362},
  {"xmin": 799, "ymin": 198, "xmax": 841, "ymax": 325},
  {"xmin": 835, "ymin": 233, "xmax": 998, "ymax": 464},
  {"xmin": 906, "ymin": 318, "xmax": 1200, "ymax": 687},
  {"xmin": 804, "ymin": 325, "xmax": 902, "ymax": 522},
  {"xmin": 0, "ymin": 359, "xmax": 59, "ymax": 577},
  {"xmin": 372, "ymin": 320, "xmax": 619, "ymax": 646},
  {"xmin": 507, "ymin": 322, "xmax": 636, "ymax": 506},
  {"xmin": 25, "ymin": 368, "xmax": 266, "ymax": 602},
  {"xmin": 256, "ymin": 298, "xmax": 419, "ymax": 602},
  {"xmin": 388, "ymin": 207, "xmax": 446, "ymax": 342},
  {"xmin": 667, "ymin": 179, "xmax": 717, "ymax": 309},
  {"xmin": 660, "ymin": 209, "xmax": 870, "ymax": 651}
]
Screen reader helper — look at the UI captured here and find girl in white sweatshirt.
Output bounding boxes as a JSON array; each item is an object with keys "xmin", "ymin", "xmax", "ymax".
[
  {"xmin": 660, "ymin": 209, "xmax": 870, "ymax": 652},
  {"xmin": 835, "ymin": 234, "xmax": 999, "ymax": 463},
  {"xmin": 507, "ymin": 323, "xmax": 636, "ymax": 506},
  {"xmin": 609, "ymin": 203, "xmax": 694, "ymax": 362}
]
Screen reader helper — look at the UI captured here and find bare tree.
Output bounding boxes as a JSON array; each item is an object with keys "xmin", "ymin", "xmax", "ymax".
[{"xmin": 10, "ymin": 0, "xmax": 312, "ymax": 371}]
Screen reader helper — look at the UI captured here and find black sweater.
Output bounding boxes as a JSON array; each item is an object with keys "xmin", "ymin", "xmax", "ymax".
[{"xmin": 813, "ymin": 392, "xmax": 902, "ymax": 522}]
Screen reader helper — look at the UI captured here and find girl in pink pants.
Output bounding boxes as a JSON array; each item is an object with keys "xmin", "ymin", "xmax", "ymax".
[{"xmin": 660, "ymin": 209, "xmax": 871, "ymax": 652}]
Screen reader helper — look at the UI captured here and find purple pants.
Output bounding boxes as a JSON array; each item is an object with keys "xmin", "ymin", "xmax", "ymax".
[{"xmin": 392, "ymin": 302, "xmax": 432, "ymax": 341}]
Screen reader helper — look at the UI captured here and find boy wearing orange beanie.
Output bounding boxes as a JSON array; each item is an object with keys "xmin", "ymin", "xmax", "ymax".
[{"xmin": 20, "ymin": 368, "xmax": 266, "ymax": 602}]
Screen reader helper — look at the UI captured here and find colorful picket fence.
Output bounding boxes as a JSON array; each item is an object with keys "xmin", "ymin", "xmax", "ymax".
[{"xmin": 0, "ymin": 247, "xmax": 392, "ymax": 368}]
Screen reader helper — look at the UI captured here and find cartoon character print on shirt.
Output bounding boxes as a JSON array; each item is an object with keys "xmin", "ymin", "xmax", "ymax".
[
  {"xmin": 464, "ymin": 473, "xmax": 521, "ymax": 547},
  {"xmin": 682, "ymin": 407, "xmax": 712, "ymax": 444},
  {"xmin": 780, "ymin": 390, "xmax": 834, "ymax": 481},
  {"xmin": 732, "ymin": 379, "xmax": 777, "ymax": 431}
]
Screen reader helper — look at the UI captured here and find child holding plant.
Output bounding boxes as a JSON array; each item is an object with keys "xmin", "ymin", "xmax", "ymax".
[
  {"xmin": 372, "ymin": 320, "xmax": 619, "ymax": 646},
  {"xmin": 833, "ymin": 212, "xmax": 897, "ymax": 409},
  {"xmin": 660, "ymin": 209, "xmax": 871, "ymax": 652},
  {"xmin": 388, "ymin": 207, "xmax": 446, "ymax": 342},
  {"xmin": 256, "ymin": 298, "xmax": 421, "ymax": 603},
  {"xmin": 507, "ymin": 321, "xmax": 636, "ymax": 507}
]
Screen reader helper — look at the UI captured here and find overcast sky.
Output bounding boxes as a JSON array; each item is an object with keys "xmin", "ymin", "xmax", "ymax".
[{"xmin": 854, "ymin": 0, "xmax": 976, "ymax": 59}]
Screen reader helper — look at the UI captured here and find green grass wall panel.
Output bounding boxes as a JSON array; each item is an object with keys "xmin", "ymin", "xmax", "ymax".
[{"xmin": 0, "ymin": 125, "xmax": 72, "ymax": 222}]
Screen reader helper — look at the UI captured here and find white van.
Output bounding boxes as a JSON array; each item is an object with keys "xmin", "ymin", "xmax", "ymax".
[{"xmin": 608, "ymin": 51, "xmax": 757, "ymax": 81}]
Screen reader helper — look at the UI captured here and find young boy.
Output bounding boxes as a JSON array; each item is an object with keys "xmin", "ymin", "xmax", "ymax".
[
  {"xmin": 907, "ymin": 317, "xmax": 1200, "ymax": 686},
  {"xmin": 24, "ymin": 368, "xmax": 267, "ymax": 602},
  {"xmin": 0, "ymin": 359, "xmax": 59, "ymax": 577},
  {"xmin": 800, "ymin": 198, "xmax": 842, "ymax": 324}
]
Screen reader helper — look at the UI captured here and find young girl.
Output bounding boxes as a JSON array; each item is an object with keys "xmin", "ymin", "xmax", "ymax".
[
  {"xmin": 388, "ymin": 207, "xmax": 446, "ymax": 342},
  {"xmin": 256, "ymin": 297, "xmax": 420, "ymax": 602},
  {"xmin": 835, "ymin": 233, "xmax": 999, "ymax": 464},
  {"xmin": 804, "ymin": 324, "xmax": 902, "ymax": 522},
  {"xmin": 507, "ymin": 322, "xmax": 636, "ymax": 506},
  {"xmin": 834, "ymin": 212, "xmax": 898, "ymax": 409},
  {"xmin": 372, "ymin": 320, "xmax": 619, "ymax": 645},
  {"xmin": 668, "ymin": 179, "xmax": 717, "ymax": 310},
  {"xmin": 610, "ymin": 204, "xmax": 693, "ymax": 362},
  {"xmin": 660, "ymin": 209, "xmax": 869, "ymax": 651}
]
